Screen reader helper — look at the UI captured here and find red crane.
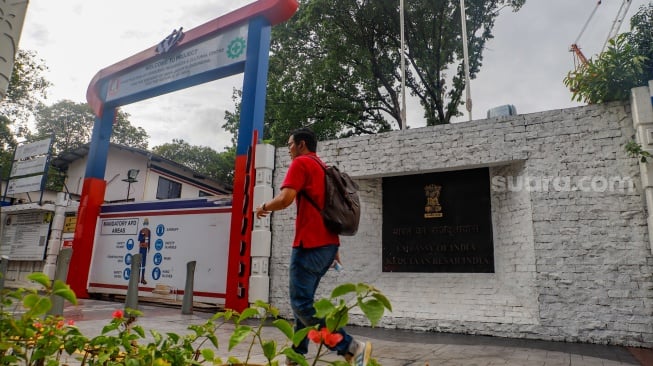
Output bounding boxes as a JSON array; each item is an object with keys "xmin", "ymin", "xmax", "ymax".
[
  {"xmin": 570, "ymin": 0, "xmax": 601, "ymax": 68},
  {"xmin": 570, "ymin": 0, "xmax": 633, "ymax": 69}
]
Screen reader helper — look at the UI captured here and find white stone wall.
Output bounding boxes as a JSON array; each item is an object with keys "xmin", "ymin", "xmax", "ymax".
[{"xmin": 267, "ymin": 101, "xmax": 653, "ymax": 347}]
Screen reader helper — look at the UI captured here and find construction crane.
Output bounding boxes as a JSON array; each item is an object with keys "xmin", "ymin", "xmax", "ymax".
[
  {"xmin": 602, "ymin": 0, "xmax": 633, "ymax": 52},
  {"xmin": 570, "ymin": 0, "xmax": 601, "ymax": 68},
  {"xmin": 570, "ymin": 0, "xmax": 634, "ymax": 69}
]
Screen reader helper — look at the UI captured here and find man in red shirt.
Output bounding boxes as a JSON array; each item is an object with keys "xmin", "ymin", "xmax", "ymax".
[{"xmin": 255, "ymin": 128, "xmax": 371, "ymax": 366}]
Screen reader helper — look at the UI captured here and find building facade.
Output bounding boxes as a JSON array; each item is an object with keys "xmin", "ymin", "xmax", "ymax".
[{"xmin": 267, "ymin": 96, "xmax": 653, "ymax": 347}]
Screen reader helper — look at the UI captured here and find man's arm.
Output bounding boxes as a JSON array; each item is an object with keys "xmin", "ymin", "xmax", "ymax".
[{"xmin": 255, "ymin": 187, "xmax": 297, "ymax": 219}]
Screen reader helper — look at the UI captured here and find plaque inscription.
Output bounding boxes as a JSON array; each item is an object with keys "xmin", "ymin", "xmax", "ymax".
[{"xmin": 382, "ymin": 168, "xmax": 494, "ymax": 273}]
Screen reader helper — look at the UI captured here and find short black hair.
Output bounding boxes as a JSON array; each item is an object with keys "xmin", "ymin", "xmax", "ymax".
[{"xmin": 291, "ymin": 127, "xmax": 317, "ymax": 152}]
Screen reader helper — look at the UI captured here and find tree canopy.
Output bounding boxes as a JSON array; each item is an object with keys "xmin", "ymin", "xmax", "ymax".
[
  {"xmin": 152, "ymin": 139, "xmax": 235, "ymax": 187},
  {"xmin": 232, "ymin": 0, "xmax": 525, "ymax": 146},
  {"xmin": 0, "ymin": 49, "xmax": 51, "ymax": 137},
  {"xmin": 32, "ymin": 100, "xmax": 149, "ymax": 154},
  {"xmin": 564, "ymin": 3, "xmax": 653, "ymax": 104}
]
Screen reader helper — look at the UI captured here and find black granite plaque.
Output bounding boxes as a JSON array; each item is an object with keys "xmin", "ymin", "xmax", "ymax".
[{"xmin": 382, "ymin": 168, "xmax": 494, "ymax": 273}]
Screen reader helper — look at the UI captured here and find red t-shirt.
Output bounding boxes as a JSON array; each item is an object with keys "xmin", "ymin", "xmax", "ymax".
[{"xmin": 281, "ymin": 153, "xmax": 340, "ymax": 248}]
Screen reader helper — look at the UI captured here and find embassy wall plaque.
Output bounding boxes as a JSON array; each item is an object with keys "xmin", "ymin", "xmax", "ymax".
[{"xmin": 382, "ymin": 168, "xmax": 494, "ymax": 273}]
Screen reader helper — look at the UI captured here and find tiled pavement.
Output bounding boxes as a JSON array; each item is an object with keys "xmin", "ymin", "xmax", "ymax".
[{"xmin": 56, "ymin": 298, "xmax": 652, "ymax": 366}]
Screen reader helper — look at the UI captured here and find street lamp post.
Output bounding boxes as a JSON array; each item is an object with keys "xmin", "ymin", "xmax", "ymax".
[{"xmin": 122, "ymin": 169, "xmax": 139, "ymax": 201}]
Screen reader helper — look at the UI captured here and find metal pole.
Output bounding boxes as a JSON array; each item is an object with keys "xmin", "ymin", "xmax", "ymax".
[
  {"xmin": 181, "ymin": 261, "xmax": 196, "ymax": 314},
  {"xmin": 125, "ymin": 253, "xmax": 141, "ymax": 312},
  {"xmin": 49, "ymin": 248, "xmax": 73, "ymax": 316},
  {"xmin": 400, "ymin": 0, "xmax": 407, "ymax": 129},
  {"xmin": 0, "ymin": 255, "xmax": 8, "ymax": 291},
  {"xmin": 460, "ymin": 0, "xmax": 472, "ymax": 121}
]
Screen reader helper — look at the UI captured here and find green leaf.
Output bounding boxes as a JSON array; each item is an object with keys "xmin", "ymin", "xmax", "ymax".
[
  {"xmin": 355, "ymin": 283, "xmax": 372, "ymax": 296},
  {"xmin": 281, "ymin": 348, "xmax": 309, "ymax": 366},
  {"xmin": 52, "ymin": 280, "xmax": 77, "ymax": 305},
  {"xmin": 313, "ymin": 298, "xmax": 336, "ymax": 318},
  {"xmin": 167, "ymin": 332, "xmax": 180, "ymax": 343},
  {"xmin": 372, "ymin": 292, "xmax": 393, "ymax": 311},
  {"xmin": 133, "ymin": 325, "xmax": 145, "ymax": 338},
  {"xmin": 292, "ymin": 327, "xmax": 311, "ymax": 347},
  {"xmin": 27, "ymin": 272, "xmax": 51, "ymax": 289},
  {"xmin": 273, "ymin": 318, "xmax": 294, "ymax": 339},
  {"xmin": 227, "ymin": 356, "xmax": 242, "ymax": 365},
  {"xmin": 23, "ymin": 294, "xmax": 51, "ymax": 315},
  {"xmin": 238, "ymin": 307, "xmax": 259, "ymax": 322},
  {"xmin": 207, "ymin": 333, "xmax": 219, "ymax": 348},
  {"xmin": 102, "ymin": 323, "xmax": 118, "ymax": 334},
  {"xmin": 330, "ymin": 283, "xmax": 356, "ymax": 298},
  {"xmin": 326, "ymin": 308, "xmax": 348, "ymax": 331},
  {"xmin": 359, "ymin": 298, "xmax": 385, "ymax": 326},
  {"xmin": 228, "ymin": 325, "xmax": 252, "ymax": 350},
  {"xmin": 201, "ymin": 348, "xmax": 215, "ymax": 362},
  {"xmin": 262, "ymin": 339, "xmax": 277, "ymax": 360}
]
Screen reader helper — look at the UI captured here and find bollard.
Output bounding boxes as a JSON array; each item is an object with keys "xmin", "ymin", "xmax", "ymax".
[
  {"xmin": 0, "ymin": 255, "xmax": 9, "ymax": 291},
  {"xmin": 49, "ymin": 248, "xmax": 73, "ymax": 316},
  {"xmin": 181, "ymin": 261, "xmax": 196, "ymax": 314},
  {"xmin": 125, "ymin": 253, "xmax": 141, "ymax": 312}
]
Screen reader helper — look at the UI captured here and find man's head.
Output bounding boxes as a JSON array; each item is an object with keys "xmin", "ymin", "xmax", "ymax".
[{"xmin": 288, "ymin": 127, "xmax": 317, "ymax": 159}]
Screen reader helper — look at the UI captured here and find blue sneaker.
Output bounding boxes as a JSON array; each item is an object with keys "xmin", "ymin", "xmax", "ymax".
[{"xmin": 350, "ymin": 341, "xmax": 372, "ymax": 366}]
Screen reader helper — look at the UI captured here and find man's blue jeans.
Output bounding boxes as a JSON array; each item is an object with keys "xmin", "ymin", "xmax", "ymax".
[{"xmin": 290, "ymin": 244, "xmax": 353, "ymax": 356}]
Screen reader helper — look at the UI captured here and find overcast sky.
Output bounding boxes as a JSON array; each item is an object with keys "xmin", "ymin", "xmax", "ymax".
[{"xmin": 18, "ymin": 0, "xmax": 650, "ymax": 151}]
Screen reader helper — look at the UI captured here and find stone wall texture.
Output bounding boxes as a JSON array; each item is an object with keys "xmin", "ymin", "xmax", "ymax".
[{"xmin": 267, "ymin": 101, "xmax": 653, "ymax": 347}]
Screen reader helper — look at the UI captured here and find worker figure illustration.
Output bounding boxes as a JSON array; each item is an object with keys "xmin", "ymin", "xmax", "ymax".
[{"xmin": 138, "ymin": 218, "xmax": 151, "ymax": 285}]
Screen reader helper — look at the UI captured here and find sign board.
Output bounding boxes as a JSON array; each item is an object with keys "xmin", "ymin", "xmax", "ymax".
[
  {"xmin": 10, "ymin": 155, "xmax": 48, "ymax": 178},
  {"xmin": 63, "ymin": 215, "xmax": 77, "ymax": 233},
  {"xmin": 382, "ymin": 168, "xmax": 495, "ymax": 273},
  {"xmin": 6, "ymin": 175, "xmax": 44, "ymax": 195},
  {"xmin": 105, "ymin": 24, "xmax": 248, "ymax": 102},
  {"xmin": 0, "ymin": 212, "xmax": 52, "ymax": 260},
  {"xmin": 100, "ymin": 218, "xmax": 139, "ymax": 235},
  {"xmin": 14, "ymin": 138, "xmax": 51, "ymax": 160},
  {"xmin": 88, "ymin": 200, "xmax": 231, "ymax": 304}
]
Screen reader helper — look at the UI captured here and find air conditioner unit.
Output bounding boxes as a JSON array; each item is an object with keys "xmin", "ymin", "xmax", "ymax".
[{"xmin": 487, "ymin": 104, "xmax": 517, "ymax": 118}]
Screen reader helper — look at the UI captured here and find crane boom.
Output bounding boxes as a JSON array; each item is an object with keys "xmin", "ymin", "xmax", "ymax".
[
  {"xmin": 570, "ymin": 0, "xmax": 601, "ymax": 67},
  {"xmin": 570, "ymin": 44, "xmax": 589, "ymax": 66},
  {"xmin": 602, "ymin": 0, "xmax": 633, "ymax": 52}
]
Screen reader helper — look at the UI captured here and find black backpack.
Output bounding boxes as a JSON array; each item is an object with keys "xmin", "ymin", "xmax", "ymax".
[{"xmin": 301, "ymin": 156, "xmax": 361, "ymax": 236}]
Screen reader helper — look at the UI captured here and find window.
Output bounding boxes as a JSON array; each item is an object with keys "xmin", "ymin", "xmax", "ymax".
[
  {"xmin": 199, "ymin": 191, "xmax": 212, "ymax": 197},
  {"xmin": 156, "ymin": 177, "xmax": 181, "ymax": 199}
]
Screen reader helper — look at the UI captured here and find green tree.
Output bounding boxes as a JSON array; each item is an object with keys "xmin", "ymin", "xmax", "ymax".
[
  {"xmin": 627, "ymin": 3, "xmax": 653, "ymax": 81},
  {"xmin": 0, "ymin": 49, "xmax": 51, "ymax": 135},
  {"xmin": 564, "ymin": 3, "xmax": 652, "ymax": 104},
  {"xmin": 152, "ymin": 139, "xmax": 235, "ymax": 187},
  {"xmin": 228, "ymin": 0, "xmax": 525, "ymax": 146},
  {"xmin": 112, "ymin": 110, "xmax": 149, "ymax": 150},
  {"xmin": 32, "ymin": 101, "xmax": 149, "ymax": 191},
  {"xmin": 33, "ymin": 100, "xmax": 149, "ymax": 153},
  {"xmin": 0, "ymin": 115, "xmax": 17, "ymax": 180}
]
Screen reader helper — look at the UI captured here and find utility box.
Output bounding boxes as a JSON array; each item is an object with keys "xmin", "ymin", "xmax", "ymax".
[{"xmin": 487, "ymin": 104, "xmax": 517, "ymax": 118}]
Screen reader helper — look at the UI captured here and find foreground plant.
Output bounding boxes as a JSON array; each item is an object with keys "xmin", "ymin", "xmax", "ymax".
[
  {"xmin": 0, "ymin": 272, "xmax": 80, "ymax": 365},
  {"xmin": 1, "ymin": 272, "xmax": 391, "ymax": 366}
]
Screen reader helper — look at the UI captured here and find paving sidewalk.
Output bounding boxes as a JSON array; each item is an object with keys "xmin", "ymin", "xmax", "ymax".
[{"xmin": 58, "ymin": 298, "xmax": 652, "ymax": 366}]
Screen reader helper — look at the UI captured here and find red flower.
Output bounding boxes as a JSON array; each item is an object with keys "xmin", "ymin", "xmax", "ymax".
[
  {"xmin": 307, "ymin": 329, "xmax": 321, "ymax": 343},
  {"xmin": 56, "ymin": 320, "xmax": 64, "ymax": 329},
  {"xmin": 67, "ymin": 319, "xmax": 75, "ymax": 326},
  {"xmin": 307, "ymin": 327, "xmax": 343, "ymax": 348},
  {"xmin": 112, "ymin": 310, "xmax": 124, "ymax": 319}
]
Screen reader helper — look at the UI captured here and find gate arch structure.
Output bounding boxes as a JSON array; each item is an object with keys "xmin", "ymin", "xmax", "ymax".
[{"xmin": 68, "ymin": 0, "xmax": 298, "ymax": 311}]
